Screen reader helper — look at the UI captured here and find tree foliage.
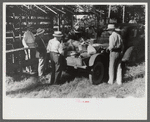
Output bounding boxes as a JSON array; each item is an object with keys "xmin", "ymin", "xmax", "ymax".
[{"xmin": 74, "ymin": 5, "xmax": 145, "ymax": 24}]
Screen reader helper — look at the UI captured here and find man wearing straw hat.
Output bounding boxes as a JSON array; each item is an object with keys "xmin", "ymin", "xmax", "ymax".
[
  {"xmin": 107, "ymin": 24, "xmax": 124, "ymax": 85},
  {"xmin": 47, "ymin": 31, "xmax": 64, "ymax": 85},
  {"xmin": 22, "ymin": 24, "xmax": 36, "ymax": 74},
  {"xmin": 35, "ymin": 28, "xmax": 47, "ymax": 77}
]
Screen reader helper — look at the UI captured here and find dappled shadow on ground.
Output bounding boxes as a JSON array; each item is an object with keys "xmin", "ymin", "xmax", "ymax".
[
  {"xmin": 6, "ymin": 78, "xmax": 50, "ymax": 96},
  {"xmin": 59, "ymin": 73, "xmax": 76, "ymax": 85},
  {"xmin": 6, "ymin": 72, "xmax": 37, "ymax": 82},
  {"xmin": 6, "ymin": 71, "xmax": 76, "ymax": 96},
  {"xmin": 6, "ymin": 67, "xmax": 52, "ymax": 82},
  {"xmin": 123, "ymin": 71, "xmax": 145, "ymax": 83}
]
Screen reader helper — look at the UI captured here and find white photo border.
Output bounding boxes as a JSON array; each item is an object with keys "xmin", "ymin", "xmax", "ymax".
[{"xmin": 3, "ymin": 2, "xmax": 148, "ymax": 120}]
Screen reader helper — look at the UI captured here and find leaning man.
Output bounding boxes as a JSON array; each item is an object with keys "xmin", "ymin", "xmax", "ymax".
[
  {"xmin": 47, "ymin": 31, "xmax": 64, "ymax": 85},
  {"xmin": 35, "ymin": 28, "xmax": 47, "ymax": 77},
  {"xmin": 107, "ymin": 24, "xmax": 124, "ymax": 85}
]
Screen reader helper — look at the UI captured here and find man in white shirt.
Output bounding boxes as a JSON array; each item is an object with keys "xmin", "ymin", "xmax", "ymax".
[
  {"xmin": 47, "ymin": 31, "xmax": 64, "ymax": 85},
  {"xmin": 22, "ymin": 24, "xmax": 37, "ymax": 74},
  {"xmin": 107, "ymin": 24, "xmax": 124, "ymax": 85}
]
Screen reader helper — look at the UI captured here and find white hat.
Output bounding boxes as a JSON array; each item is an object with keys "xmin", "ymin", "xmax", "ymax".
[
  {"xmin": 115, "ymin": 28, "xmax": 121, "ymax": 31},
  {"xmin": 107, "ymin": 24, "xmax": 115, "ymax": 30},
  {"xmin": 36, "ymin": 28, "xmax": 45, "ymax": 35},
  {"xmin": 53, "ymin": 31, "xmax": 63, "ymax": 37}
]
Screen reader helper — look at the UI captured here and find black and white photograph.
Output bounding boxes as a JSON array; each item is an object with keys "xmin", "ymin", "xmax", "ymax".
[{"xmin": 3, "ymin": 2, "xmax": 147, "ymax": 120}]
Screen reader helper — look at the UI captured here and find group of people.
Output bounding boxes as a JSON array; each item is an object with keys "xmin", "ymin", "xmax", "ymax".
[
  {"xmin": 22, "ymin": 22, "xmax": 124, "ymax": 85},
  {"xmin": 22, "ymin": 24, "xmax": 65, "ymax": 85}
]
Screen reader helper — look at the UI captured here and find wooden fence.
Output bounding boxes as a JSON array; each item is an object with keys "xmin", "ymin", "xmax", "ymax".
[
  {"xmin": 6, "ymin": 5, "xmax": 54, "ymax": 73},
  {"xmin": 6, "ymin": 47, "xmax": 38, "ymax": 73}
]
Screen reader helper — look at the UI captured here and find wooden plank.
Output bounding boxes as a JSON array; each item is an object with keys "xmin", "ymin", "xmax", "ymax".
[
  {"xmin": 6, "ymin": 32, "xmax": 13, "ymax": 37},
  {"xmin": 6, "ymin": 47, "xmax": 35, "ymax": 53},
  {"xmin": 6, "ymin": 36, "xmax": 23, "ymax": 39}
]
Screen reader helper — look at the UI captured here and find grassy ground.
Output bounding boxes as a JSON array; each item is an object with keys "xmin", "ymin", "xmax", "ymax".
[{"xmin": 5, "ymin": 61, "xmax": 145, "ymax": 98}]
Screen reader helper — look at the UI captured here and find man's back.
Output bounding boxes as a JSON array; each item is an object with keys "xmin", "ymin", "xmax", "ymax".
[
  {"xmin": 109, "ymin": 31, "xmax": 124, "ymax": 51},
  {"xmin": 35, "ymin": 36, "xmax": 46, "ymax": 54}
]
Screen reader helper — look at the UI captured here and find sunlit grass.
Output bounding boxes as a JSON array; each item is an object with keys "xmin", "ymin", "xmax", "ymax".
[{"xmin": 5, "ymin": 61, "xmax": 145, "ymax": 98}]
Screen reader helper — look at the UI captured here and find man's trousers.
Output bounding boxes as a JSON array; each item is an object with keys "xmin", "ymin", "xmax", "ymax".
[
  {"xmin": 108, "ymin": 51, "xmax": 122, "ymax": 85},
  {"xmin": 49, "ymin": 52, "xmax": 63, "ymax": 84},
  {"xmin": 38, "ymin": 55, "xmax": 46, "ymax": 77},
  {"xmin": 24, "ymin": 48, "xmax": 36, "ymax": 72}
]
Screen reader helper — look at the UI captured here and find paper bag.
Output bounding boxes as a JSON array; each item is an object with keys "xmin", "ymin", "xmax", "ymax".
[{"xmin": 87, "ymin": 44, "xmax": 96, "ymax": 55}]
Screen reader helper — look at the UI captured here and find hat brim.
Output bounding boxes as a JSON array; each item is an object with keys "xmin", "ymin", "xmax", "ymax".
[
  {"xmin": 53, "ymin": 34, "xmax": 63, "ymax": 37},
  {"xmin": 36, "ymin": 30, "xmax": 45, "ymax": 35},
  {"xmin": 107, "ymin": 28, "xmax": 115, "ymax": 31},
  {"xmin": 74, "ymin": 30, "xmax": 81, "ymax": 33},
  {"xmin": 115, "ymin": 28, "xmax": 121, "ymax": 31}
]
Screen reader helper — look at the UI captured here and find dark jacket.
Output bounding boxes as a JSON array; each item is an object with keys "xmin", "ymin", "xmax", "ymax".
[{"xmin": 35, "ymin": 36, "xmax": 46, "ymax": 58}]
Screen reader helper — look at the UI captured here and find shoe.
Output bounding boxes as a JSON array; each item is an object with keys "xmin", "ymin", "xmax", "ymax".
[
  {"xmin": 116, "ymin": 81, "xmax": 122, "ymax": 85},
  {"xmin": 108, "ymin": 81, "xmax": 113, "ymax": 85}
]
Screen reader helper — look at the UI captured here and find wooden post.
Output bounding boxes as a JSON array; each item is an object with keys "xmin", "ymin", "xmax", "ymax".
[
  {"xmin": 12, "ymin": 13, "xmax": 16, "ymax": 43},
  {"xmin": 58, "ymin": 14, "xmax": 60, "ymax": 31},
  {"xmin": 122, "ymin": 5, "xmax": 125, "ymax": 23},
  {"xmin": 108, "ymin": 5, "xmax": 111, "ymax": 23},
  {"xmin": 26, "ymin": 14, "xmax": 28, "ymax": 25},
  {"xmin": 71, "ymin": 15, "xmax": 73, "ymax": 29},
  {"xmin": 19, "ymin": 14, "xmax": 22, "ymax": 41},
  {"xmin": 12, "ymin": 13, "xmax": 17, "ymax": 63},
  {"xmin": 26, "ymin": 5, "xmax": 29, "ymax": 25}
]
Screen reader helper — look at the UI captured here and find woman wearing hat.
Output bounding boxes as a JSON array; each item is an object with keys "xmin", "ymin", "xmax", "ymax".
[
  {"xmin": 22, "ymin": 24, "xmax": 36, "ymax": 74},
  {"xmin": 35, "ymin": 28, "xmax": 47, "ymax": 77},
  {"xmin": 47, "ymin": 31, "xmax": 64, "ymax": 85},
  {"xmin": 107, "ymin": 24, "xmax": 124, "ymax": 85}
]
